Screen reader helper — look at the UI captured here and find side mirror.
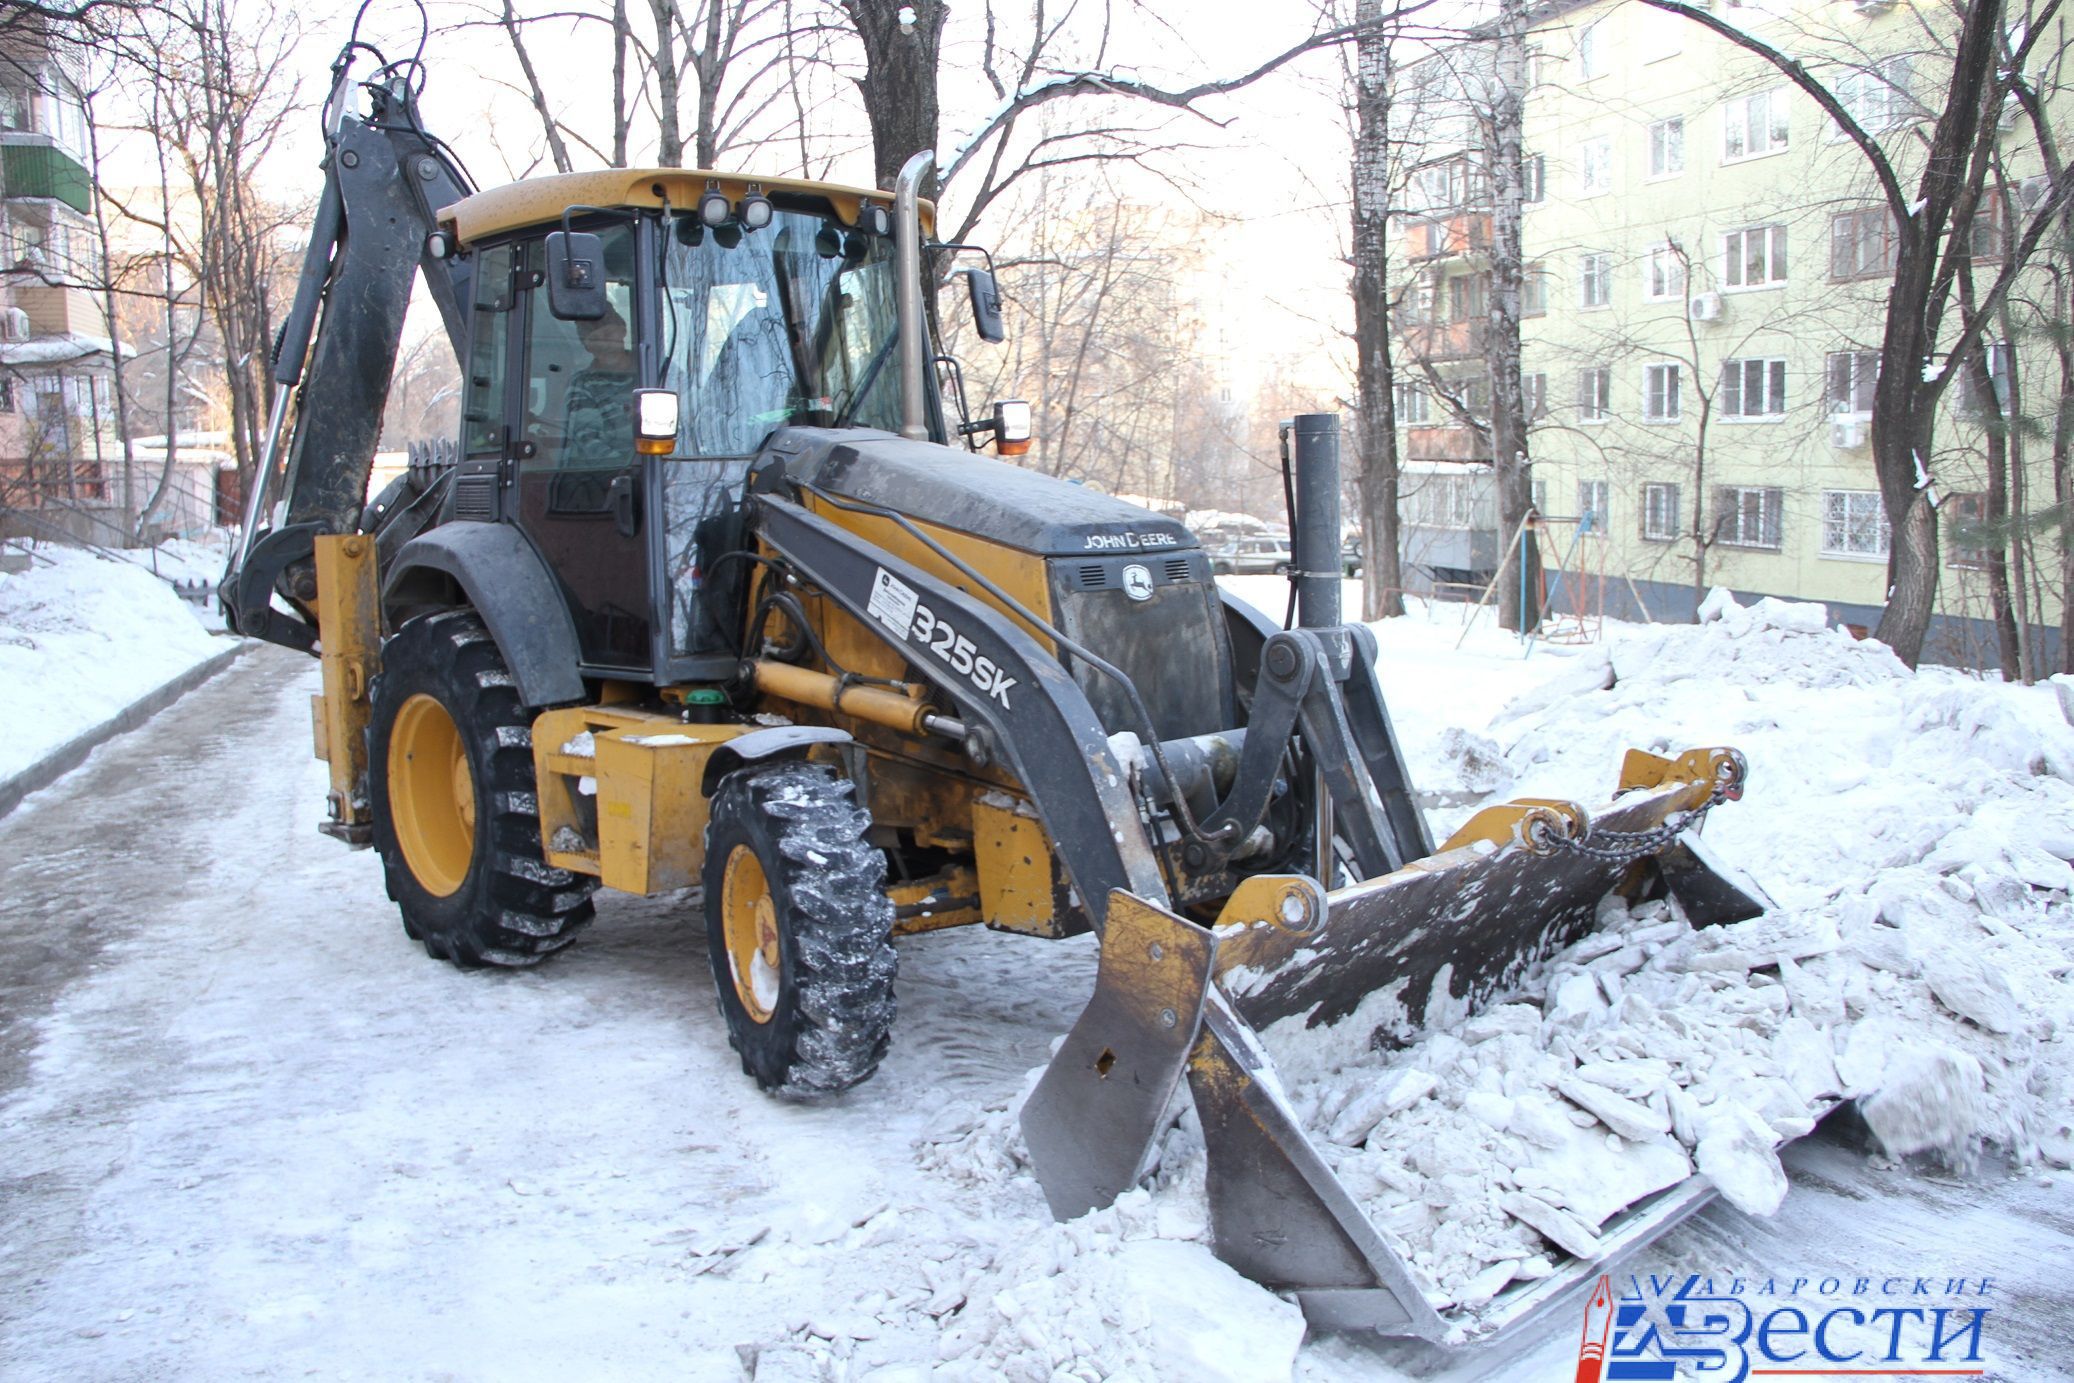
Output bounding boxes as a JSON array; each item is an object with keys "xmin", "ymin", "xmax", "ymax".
[
  {"xmin": 963, "ymin": 268, "xmax": 1005, "ymax": 343},
  {"xmin": 992, "ymin": 398, "xmax": 1032, "ymax": 456},
  {"xmin": 545, "ymin": 230, "xmax": 607, "ymax": 321}
]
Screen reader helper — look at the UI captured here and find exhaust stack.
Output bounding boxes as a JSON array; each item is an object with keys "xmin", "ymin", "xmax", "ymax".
[
  {"xmin": 1290, "ymin": 412, "xmax": 1342, "ymax": 629},
  {"xmin": 893, "ymin": 151, "xmax": 934, "ymax": 441}
]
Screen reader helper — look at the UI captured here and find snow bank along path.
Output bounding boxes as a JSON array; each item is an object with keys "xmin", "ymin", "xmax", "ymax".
[{"xmin": 0, "ymin": 544, "xmax": 225, "ymax": 784}]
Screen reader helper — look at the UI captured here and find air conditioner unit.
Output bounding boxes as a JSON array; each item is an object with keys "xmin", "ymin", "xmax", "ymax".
[
  {"xmin": 1830, "ymin": 416, "xmax": 1869, "ymax": 449},
  {"xmin": 2020, "ymin": 174, "xmax": 2051, "ymax": 211},
  {"xmin": 0, "ymin": 307, "xmax": 26, "ymax": 341},
  {"xmin": 1851, "ymin": 0, "xmax": 1895, "ymax": 15},
  {"xmin": 1687, "ymin": 292, "xmax": 1723, "ymax": 322}
]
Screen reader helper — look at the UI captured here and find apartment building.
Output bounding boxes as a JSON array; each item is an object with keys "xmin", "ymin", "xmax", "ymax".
[
  {"xmin": 1393, "ymin": 0, "xmax": 2061, "ymax": 665},
  {"xmin": 0, "ymin": 22, "xmax": 124, "ymax": 538}
]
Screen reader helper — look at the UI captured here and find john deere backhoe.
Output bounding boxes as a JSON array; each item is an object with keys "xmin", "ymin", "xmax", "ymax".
[{"xmin": 225, "ymin": 44, "xmax": 1769, "ymax": 1339}]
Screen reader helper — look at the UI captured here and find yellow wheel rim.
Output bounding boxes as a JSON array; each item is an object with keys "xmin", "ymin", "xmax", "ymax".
[
  {"xmin": 720, "ymin": 845, "xmax": 782, "ymax": 1024},
  {"xmin": 389, "ymin": 692, "xmax": 476, "ymax": 898}
]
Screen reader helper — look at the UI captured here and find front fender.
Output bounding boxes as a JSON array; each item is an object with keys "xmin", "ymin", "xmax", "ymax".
[{"xmin": 384, "ymin": 522, "xmax": 586, "ymax": 708}]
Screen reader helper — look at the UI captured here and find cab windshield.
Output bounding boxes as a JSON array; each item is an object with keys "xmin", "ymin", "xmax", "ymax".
[{"xmin": 656, "ymin": 207, "xmax": 904, "ymax": 456}]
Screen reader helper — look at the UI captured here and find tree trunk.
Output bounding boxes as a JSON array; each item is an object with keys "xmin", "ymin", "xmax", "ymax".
[
  {"xmin": 1351, "ymin": 0, "xmax": 1404, "ymax": 619},
  {"xmin": 2056, "ymin": 271, "xmax": 2074, "ymax": 675},
  {"xmin": 1964, "ymin": 345, "xmax": 2023, "ymax": 677},
  {"xmin": 82, "ymin": 94, "xmax": 140, "ymax": 544},
  {"xmin": 1485, "ymin": 0, "xmax": 1533, "ymax": 632},
  {"xmin": 650, "ymin": 0, "xmax": 683, "ymax": 166},
  {"xmin": 841, "ymin": 0, "xmax": 947, "ymax": 197},
  {"xmin": 691, "ymin": 0, "xmax": 725, "ymax": 167},
  {"xmin": 612, "ymin": 0, "xmax": 630, "ymax": 167}
]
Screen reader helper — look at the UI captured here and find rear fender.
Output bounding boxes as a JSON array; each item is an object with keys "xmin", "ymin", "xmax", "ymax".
[{"xmin": 384, "ymin": 523, "xmax": 586, "ymax": 708}]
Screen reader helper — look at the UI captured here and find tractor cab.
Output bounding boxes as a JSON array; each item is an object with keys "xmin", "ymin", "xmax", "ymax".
[{"xmin": 425, "ymin": 169, "xmax": 1015, "ymax": 688}]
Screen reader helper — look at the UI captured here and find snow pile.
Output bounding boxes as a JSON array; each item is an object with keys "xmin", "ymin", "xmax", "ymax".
[
  {"xmin": 0, "ymin": 543, "xmax": 225, "ymax": 782},
  {"xmin": 1222, "ymin": 592, "xmax": 2074, "ymax": 1317},
  {"xmin": 924, "ymin": 1196, "xmax": 1305, "ymax": 1382}
]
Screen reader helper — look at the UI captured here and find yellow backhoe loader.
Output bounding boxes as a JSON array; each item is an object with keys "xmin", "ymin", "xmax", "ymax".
[{"xmin": 224, "ymin": 42, "xmax": 1768, "ymax": 1339}]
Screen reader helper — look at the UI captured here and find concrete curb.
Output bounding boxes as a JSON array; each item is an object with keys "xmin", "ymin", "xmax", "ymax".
[{"xmin": 0, "ymin": 639, "xmax": 254, "ymax": 821}]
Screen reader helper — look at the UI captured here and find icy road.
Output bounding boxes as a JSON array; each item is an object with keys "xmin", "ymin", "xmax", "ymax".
[{"xmin": 1, "ymin": 645, "xmax": 2069, "ymax": 1381}]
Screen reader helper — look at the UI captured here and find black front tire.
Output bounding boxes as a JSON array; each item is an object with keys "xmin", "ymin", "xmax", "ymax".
[
  {"xmin": 702, "ymin": 761, "xmax": 897, "ymax": 1096},
  {"xmin": 368, "ymin": 609, "xmax": 596, "ymax": 967}
]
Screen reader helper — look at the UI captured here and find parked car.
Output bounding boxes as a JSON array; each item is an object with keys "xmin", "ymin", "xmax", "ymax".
[{"xmin": 1208, "ymin": 534, "xmax": 1293, "ymax": 575}]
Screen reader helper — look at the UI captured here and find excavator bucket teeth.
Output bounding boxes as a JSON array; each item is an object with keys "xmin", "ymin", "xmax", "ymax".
[{"xmin": 1217, "ymin": 776, "xmax": 1741, "ymax": 1038}]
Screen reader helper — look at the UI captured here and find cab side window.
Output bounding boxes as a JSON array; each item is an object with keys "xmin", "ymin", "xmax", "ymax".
[
  {"xmin": 518, "ymin": 224, "xmax": 638, "ymax": 473},
  {"xmin": 462, "ymin": 242, "xmax": 516, "ymax": 456}
]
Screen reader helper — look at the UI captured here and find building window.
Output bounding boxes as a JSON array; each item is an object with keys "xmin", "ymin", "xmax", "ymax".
[
  {"xmin": 1579, "ymin": 366, "xmax": 1611, "ymax": 421},
  {"xmin": 1833, "ymin": 57, "xmax": 1916, "ymax": 136},
  {"xmin": 1960, "ymin": 341, "xmax": 2015, "ymax": 416},
  {"xmin": 1826, "ymin": 350, "xmax": 1879, "ymax": 414},
  {"xmin": 1716, "ymin": 485, "xmax": 1783, "ymax": 548},
  {"xmin": 1831, "ymin": 208, "xmax": 1898, "ymax": 279},
  {"xmin": 1578, "ymin": 18, "xmax": 1605, "ymax": 80},
  {"xmin": 1642, "ymin": 482, "xmax": 1681, "ymax": 541},
  {"xmin": 1643, "ymin": 245, "xmax": 1686, "ymax": 302},
  {"xmin": 1458, "ymin": 375, "xmax": 1491, "ymax": 419},
  {"xmin": 1524, "ymin": 154, "xmax": 1545, "ymax": 204},
  {"xmin": 1522, "ymin": 264, "xmax": 1548, "ymax": 317},
  {"xmin": 1969, "ymin": 189, "xmax": 2006, "ymax": 259},
  {"xmin": 1720, "ymin": 357, "xmax": 1787, "ymax": 418},
  {"xmin": 1580, "ymin": 136, "xmax": 1612, "ymax": 196},
  {"xmin": 1524, "ymin": 371, "xmax": 1548, "ymax": 419},
  {"xmin": 1578, "ymin": 478, "xmax": 1611, "ymax": 534},
  {"xmin": 1396, "ymin": 380, "xmax": 1431, "ymax": 425},
  {"xmin": 1580, "ymin": 252, "xmax": 1612, "ymax": 308},
  {"xmin": 0, "ymin": 376, "xmax": 12, "ymax": 413},
  {"xmin": 1723, "ymin": 88, "xmax": 1789, "ymax": 162},
  {"xmin": 1644, "ymin": 362, "xmax": 1682, "ymax": 421},
  {"xmin": 1648, "ymin": 118, "xmax": 1685, "ymax": 178},
  {"xmin": 1447, "ymin": 273, "xmax": 1487, "ymax": 323},
  {"xmin": 1402, "ymin": 274, "xmax": 1437, "ymax": 324},
  {"xmin": 1946, "ymin": 492, "xmax": 1990, "ymax": 568},
  {"xmin": 1821, "ymin": 489, "xmax": 1890, "ymax": 558},
  {"xmin": 1410, "ymin": 157, "xmax": 1487, "ymax": 215},
  {"xmin": 1723, "ymin": 224, "xmax": 1788, "ymax": 288}
]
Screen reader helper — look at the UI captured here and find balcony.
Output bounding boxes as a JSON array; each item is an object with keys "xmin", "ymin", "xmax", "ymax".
[
  {"xmin": 1403, "ymin": 211, "xmax": 1491, "ymax": 265},
  {"xmin": 2, "ymin": 138, "xmax": 91, "ymax": 214},
  {"xmin": 1398, "ymin": 318, "xmax": 1487, "ymax": 364},
  {"xmin": 1405, "ymin": 424, "xmax": 1492, "ymax": 465}
]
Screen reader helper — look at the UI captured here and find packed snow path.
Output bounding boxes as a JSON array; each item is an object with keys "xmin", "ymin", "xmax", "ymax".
[{"xmin": 1, "ymin": 646, "xmax": 2069, "ymax": 1381}]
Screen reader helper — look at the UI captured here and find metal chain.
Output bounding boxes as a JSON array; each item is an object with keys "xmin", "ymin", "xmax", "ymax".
[{"xmin": 1546, "ymin": 781, "xmax": 1738, "ymax": 864}]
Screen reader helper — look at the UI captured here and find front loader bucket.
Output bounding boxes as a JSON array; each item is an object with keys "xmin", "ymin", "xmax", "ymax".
[{"xmin": 1021, "ymin": 747, "xmax": 1773, "ymax": 1341}]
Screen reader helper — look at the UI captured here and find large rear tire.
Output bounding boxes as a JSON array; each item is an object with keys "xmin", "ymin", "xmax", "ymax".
[
  {"xmin": 702, "ymin": 761, "xmax": 897, "ymax": 1096},
  {"xmin": 369, "ymin": 609, "xmax": 596, "ymax": 967}
]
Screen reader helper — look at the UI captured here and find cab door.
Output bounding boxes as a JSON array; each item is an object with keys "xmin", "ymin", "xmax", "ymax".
[{"xmin": 508, "ymin": 224, "xmax": 655, "ymax": 673}]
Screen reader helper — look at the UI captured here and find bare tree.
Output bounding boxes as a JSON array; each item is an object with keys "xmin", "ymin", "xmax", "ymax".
[
  {"xmin": 1348, "ymin": 0, "xmax": 1406, "ymax": 619},
  {"xmin": 134, "ymin": 0, "xmax": 301, "ymax": 509}
]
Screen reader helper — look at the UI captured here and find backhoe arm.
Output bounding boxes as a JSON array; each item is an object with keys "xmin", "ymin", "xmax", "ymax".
[{"xmin": 223, "ymin": 61, "xmax": 475, "ymax": 651}]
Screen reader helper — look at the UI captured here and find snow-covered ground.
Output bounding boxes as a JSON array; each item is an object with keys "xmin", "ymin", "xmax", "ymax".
[
  {"xmin": 0, "ymin": 578, "xmax": 2068, "ymax": 1380},
  {"xmin": 0, "ymin": 540, "xmax": 228, "ymax": 783}
]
